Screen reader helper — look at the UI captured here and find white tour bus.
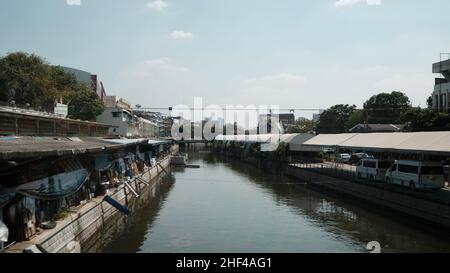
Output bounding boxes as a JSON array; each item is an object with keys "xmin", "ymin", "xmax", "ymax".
[
  {"xmin": 385, "ymin": 160, "xmax": 445, "ymax": 191},
  {"xmin": 356, "ymin": 159, "xmax": 392, "ymax": 181}
]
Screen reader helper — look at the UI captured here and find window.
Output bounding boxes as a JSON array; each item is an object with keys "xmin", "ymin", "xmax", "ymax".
[
  {"xmin": 421, "ymin": 166, "xmax": 443, "ymax": 175},
  {"xmin": 378, "ymin": 161, "xmax": 392, "ymax": 169},
  {"xmin": 112, "ymin": 112, "xmax": 122, "ymax": 118},
  {"xmin": 363, "ymin": 161, "xmax": 376, "ymax": 168},
  {"xmin": 398, "ymin": 164, "xmax": 419, "ymax": 174}
]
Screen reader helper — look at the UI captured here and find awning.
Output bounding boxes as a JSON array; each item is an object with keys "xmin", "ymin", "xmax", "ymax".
[
  {"xmin": 148, "ymin": 139, "xmax": 170, "ymax": 145},
  {"xmin": 102, "ymin": 138, "xmax": 148, "ymax": 145},
  {"xmin": 16, "ymin": 169, "xmax": 89, "ymax": 200}
]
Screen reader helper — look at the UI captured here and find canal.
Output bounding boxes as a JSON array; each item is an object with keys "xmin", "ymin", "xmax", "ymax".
[{"xmin": 99, "ymin": 150, "xmax": 450, "ymax": 253}]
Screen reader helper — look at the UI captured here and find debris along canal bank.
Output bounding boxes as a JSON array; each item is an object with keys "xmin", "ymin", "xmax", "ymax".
[
  {"xmin": 0, "ymin": 136, "xmax": 178, "ymax": 253},
  {"xmin": 212, "ymin": 133, "xmax": 450, "ymax": 231}
]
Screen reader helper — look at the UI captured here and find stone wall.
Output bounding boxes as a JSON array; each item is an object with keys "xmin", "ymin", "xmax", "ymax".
[{"xmin": 285, "ymin": 165, "xmax": 450, "ymax": 229}]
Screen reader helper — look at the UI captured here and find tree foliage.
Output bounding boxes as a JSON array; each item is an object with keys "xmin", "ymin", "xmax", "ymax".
[
  {"xmin": 345, "ymin": 110, "xmax": 365, "ymax": 129},
  {"xmin": 0, "ymin": 52, "xmax": 104, "ymax": 121},
  {"xmin": 316, "ymin": 104, "xmax": 358, "ymax": 134},
  {"xmin": 287, "ymin": 117, "xmax": 317, "ymax": 133},
  {"xmin": 401, "ymin": 108, "xmax": 450, "ymax": 131},
  {"xmin": 363, "ymin": 91, "xmax": 411, "ymax": 124}
]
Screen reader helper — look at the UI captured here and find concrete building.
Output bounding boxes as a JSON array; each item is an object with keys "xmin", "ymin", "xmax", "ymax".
[
  {"xmin": 134, "ymin": 110, "xmax": 173, "ymax": 138},
  {"xmin": 96, "ymin": 96, "xmax": 158, "ymax": 138},
  {"xmin": 258, "ymin": 113, "xmax": 295, "ymax": 134},
  {"xmin": 61, "ymin": 67, "xmax": 107, "ymax": 103},
  {"xmin": 432, "ymin": 58, "xmax": 450, "ymax": 111},
  {"xmin": 313, "ymin": 110, "xmax": 324, "ymax": 122},
  {"xmin": 96, "ymin": 96, "xmax": 136, "ymax": 137}
]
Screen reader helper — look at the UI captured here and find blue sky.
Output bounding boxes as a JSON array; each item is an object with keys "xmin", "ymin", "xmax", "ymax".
[{"xmin": 1, "ymin": 0, "xmax": 450, "ymax": 118}]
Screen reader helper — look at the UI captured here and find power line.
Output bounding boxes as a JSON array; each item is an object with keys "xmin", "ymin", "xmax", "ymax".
[{"xmin": 134, "ymin": 107, "xmax": 415, "ymax": 112}]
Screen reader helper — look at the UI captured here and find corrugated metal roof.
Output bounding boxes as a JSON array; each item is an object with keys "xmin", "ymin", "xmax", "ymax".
[
  {"xmin": 215, "ymin": 134, "xmax": 275, "ymax": 143},
  {"xmin": 102, "ymin": 138, "xmax": 148, "ymax": 145},
  {"xmin": 148, "ymin": 139, "xmax": 170, "ymax": 145},
  {"xmin": 301, "ymin": 131, "xmax": 450, "ymax": 155},
  {"xmin": 302, "ymin": 133, "xmax": 357, "ymax": 146},
  {"xmin": 215, "ymin": 133, "xmax": 315, "ymax": 151},
  {"xmin": 394, "ymin": 132, "xmax": 450, "ymax": 153},
  {"xmin": 339, "ymin": 133, "xmax": 415, "ymax": 150}
]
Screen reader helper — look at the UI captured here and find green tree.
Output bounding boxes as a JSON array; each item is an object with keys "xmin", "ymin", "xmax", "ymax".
[
  {"xmin": 287, "ymin": 117, "xmax": 316, "ymax": 133},
  {"xmin": 64, "ymin": 85, "xmax": 105, "ymax": 121},
  {"xmin": 345, "ymin": 110, "xmax": 365, "ymax": 129},
  {"xmin": 0, "ymin": 52, "xmax": 52, "ymax": 109},
  {"xmin": 363, "ymin": 91, "xmax": 411, "ymax": 124},
  {"xmin": 316, "ymin": 104, "xmax": 357, "ymax": 134},
  {"xmin": 0, "ymin": 52, "xmax": 104, "ymax": 121},
  {"xmin": 401, "ymin": 107, "xmax": 450, "ymax": 131}
]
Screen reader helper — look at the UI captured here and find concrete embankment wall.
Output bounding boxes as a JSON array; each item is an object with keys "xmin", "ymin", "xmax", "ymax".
[
  {"xmin": 37, "ymin": 156, "xmax": 172, "ymax": 253},
  {"xmin": 284, "ymin": 165, "xmax": 450, "ymax": 229}
]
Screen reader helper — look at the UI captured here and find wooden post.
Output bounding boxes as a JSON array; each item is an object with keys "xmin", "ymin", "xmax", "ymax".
[{"xmin": 14, "ymin": 117, "xmax": 18, "ymax": 135}]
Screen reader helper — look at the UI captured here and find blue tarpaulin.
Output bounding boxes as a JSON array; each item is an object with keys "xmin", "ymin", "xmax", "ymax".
[
  {"xmin": 95, "ymin": 154, "xmax": 113, "ymax": 171},
  {"xmin": 16, "ymin": 169, "xmax": 89, "ymax": 200}
]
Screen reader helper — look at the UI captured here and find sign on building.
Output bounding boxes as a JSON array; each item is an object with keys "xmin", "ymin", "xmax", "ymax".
[{"xmin": 54, "ymin": 103, "xmax": 68, "ymax": 118}]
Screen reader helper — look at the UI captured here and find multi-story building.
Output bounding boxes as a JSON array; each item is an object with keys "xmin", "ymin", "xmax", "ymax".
[
  {"xmin": 257, "ymin": 113, "xmax": 295, "ymax": 134},
  {"xmin": 134, "ymin": 110, "xmax": 173, "ymax": 138},
  {"xmin": 313, "ymin": 110, "xmax": 324, "ymax": 122},
  {"xmin": 96, "ymin": 96, "xmax": 157, "ymax": 138},
  {"xmin": 431, "ymin": 58, "xmax": 450, "ymax": 111},
  {"xmin": 61, "ymin": 67, "xmax": 107, "ymax": 103}
]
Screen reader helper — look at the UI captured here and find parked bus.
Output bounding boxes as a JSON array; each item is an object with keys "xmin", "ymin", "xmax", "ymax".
[
  {"xmin": 356, "ymin": 159, "xmax": 392, "ymax": 181},
  {"xmin": 385, "ymin": 160, "xmax": 445, "ymax": 191}
]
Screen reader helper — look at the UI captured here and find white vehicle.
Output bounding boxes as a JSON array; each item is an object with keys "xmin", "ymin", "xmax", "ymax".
[
  {"xmin": 336, "ymin": 153, "xmax": 351, "ymax": 163},
  {"xmin": 356, "ymin": 159, "xmax": 392, "ymax": 181},
  {"xmin": 385, "ymin": 160, "xmax": 445, "ymax": 191}
]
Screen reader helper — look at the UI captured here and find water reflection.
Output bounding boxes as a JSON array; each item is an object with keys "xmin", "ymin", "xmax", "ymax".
[{"xmin": 101, "ymin": 150, "xmax": 450, "ymax": 253}]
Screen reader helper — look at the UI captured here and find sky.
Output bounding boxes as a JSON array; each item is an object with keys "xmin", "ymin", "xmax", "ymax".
[{"xmin": 1, "ymin": 0, "xmax": 450, "ymax": 120}]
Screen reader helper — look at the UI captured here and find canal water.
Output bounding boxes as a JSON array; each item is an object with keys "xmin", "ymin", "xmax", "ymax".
[{"xmin": 100, "ymin": 150, "xmax": 450, "ymax": 253}]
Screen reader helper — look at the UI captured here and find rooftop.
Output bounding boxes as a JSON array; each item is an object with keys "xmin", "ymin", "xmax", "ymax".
[
  {"xmin": 301, "ymin": 131, "xmax": 450, "ymax": 155},
  {"xmin": 433, "ymin": 59, "xmax": 450, "ymax": 73},
  {"xmin": 0, "ymin": 136, "xmax": 170, "ymax": 160},
  {"xmin": 349, "ymin": 124, "xmax": 405, "ymax": 132}
]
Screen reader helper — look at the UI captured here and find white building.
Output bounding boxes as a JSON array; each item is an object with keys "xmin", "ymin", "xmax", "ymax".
[
  {"xmin": 61, "ymin": 67, "xmax": 107, "ymax": 103},
  {"xmin": 96, "ymin": 96, "xmax": 157, "ymax": 138},
  {"xmin": 432, "ymin": 58, "xmax": 450, "ymax": 111}
]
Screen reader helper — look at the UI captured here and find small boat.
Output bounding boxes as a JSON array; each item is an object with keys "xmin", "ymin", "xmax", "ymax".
[{"xmin": 171, "ymin": 153, "xmax": 188, "ymax": 166}]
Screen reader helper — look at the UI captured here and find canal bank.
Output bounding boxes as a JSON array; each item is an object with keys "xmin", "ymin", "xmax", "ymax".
[
  {"xmin": 5, "ymin": 155, "xmax": 174, "ymax": 253},
  {"xmin": 211, "ymin": 137, "xmax": 450, "ymax": 232},
  {"xmin": 99, "ymin": 150, "xmax": 450, "ymax": 253},
  {"xmin": 284, "ymin": 165, "xmax": 450, "ymax": 229},
  {"xmin": 238, "ymin": 154, "xmax": 450, "ymax": 232}
]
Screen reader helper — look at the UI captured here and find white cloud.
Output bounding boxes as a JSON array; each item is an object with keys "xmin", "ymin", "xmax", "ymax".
[
  {"xmin": 334, "ymin": 0, "xmax": 381, "ymax": 7},
  {"xmin": 121, "ymin": 58, "xmax": 188, "ymax": 80},
  {"xmin": 144, "ymin": 58, "xmax": 187, "ymax": 72},
  {"xmin": 147, "ymin": 0, "xmax": 168, "ymax": 11},
  {"xmin": 66, "ymin": 0, "xmax": 81, "ymax": 6},
  {"xmin": 170, "ymin": 30, "xmax": 194, "ymax": 40},
  {"xmin": 243, "ymin": 73, "xmax": 306, "ymax": 87},
  {"xmin": 235, "ymin": 73, "xmax": 307, "ymax": 105}
]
